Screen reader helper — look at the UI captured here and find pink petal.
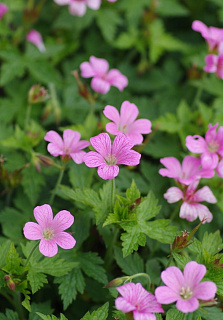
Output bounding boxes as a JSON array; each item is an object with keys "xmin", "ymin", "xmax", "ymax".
[
  {"xmin": 103, "ymin": 105, "xmax": 120, "ymax": 124},
  {"xmin": 179, "ymin": 202, "xmax": 198, "ymax": 222},
  {"xmin": 89, "ymin": 56, "xmax": 109, "ymax": 76},
  {"xmin": 97, "ymin": 163, "xmax": 119, "ymax": 180},
  {"xmin": 192, "ymin": 20, "xmax": 209, "ymax": 38},
  {"xmin": 196, "ymin": 204, "xmax": 213, "ymax": 223},
  {"xmin": 75, "ymin": 140, "xmax": 90, "ymax": 150},
  {"xmin": 193, "ymin": 281, "xmax": 217, "ymax": 300},
  {"xmin": 54, "ymin": 0, "xmax": 70, "ymax": 5},
  {"xmin": 186, "ymin": 135, "xmax": 206, "ymax": 153},
  {"xmin": 44, "ymin": 131, "xmax": 64, "ymax": 157},
  {"xmin": 54, "ymin": 231, "xmax": 76, "ymax": 249},
  {"xmin": 52, "ymin": 210, "xmax": 74, "ymax": 232},
  {"xmin": 116, "ymin": 282, "xmax": 137, "ymax": 299},
  {"xmin": 176, "ymin": 297, "xmax": 199, "ymax": 313},
  {"xmin": 0, "ymin": 3, "xmax": 8, "ymax": 19},
  {"xmin": 194, "ymin": 186, "xmax": 217, "ymax": 203},
  {"xmin": 216, "ymin": 158, "xmax": 223, "ymax": 177},
  {"xmin": 159, "ymin": 157, "xmax": 182, "ymax": 179},
  {"xmin": 161, "ymin": 266, "xmax": 185, "ymax": 291},
  {"xmin": 80, "ymin": 61, "xmax": 95, "ymax": 78},
  {"xmin": 90, "ymin": 133, "xmax": 111, "ymax": 158},
  {"xmin": 70, "ymin": 151, "xmax": 87, "ymax": 164},
  {"xmin": 133, "ymin": 311, "xmax": 156, "ymax": 320},
  {"xmin": 83, "ymin": 151, "xmax": 105, "ymax": 167},
  {"xmin": 106, "ymin": 122, "xmax": 120, "ymax": 135},
  {"xmin": 39, "ymin": 239, "xmax": 58, "ymax": 257},
  {"xmin": 23, "ymin": 222, "xmax": 42, "ymax": 240},
  {"xmin": 91, "ymin": 77, "xmax": 110, "ymax": 94},
  {"xmin": 87, "ymin": 0, "xmax": 101, "ymax": 10},
  {"xmin": 117, "ymin": 149, "xmax": 141, "ymax": 166},
  {"xmin": 204, "ymin": 55, "xmax": 218, "ymax": 73},
  {"xmin": 129, "ymin": 119, "xmax": 152, "ymax": 135},
  {"xmin": 120, "ymin": 101, "xmax": 139, "ymax": 126},
  {"xmin": 181, "ymin": 155, "xmax": 201, "ymax": 176},
  {"xmin": 115, "ymin": 297, "xmax": 135, "ymax": 313},
  {"xmin": 155, "ymin": 286, "xmax": 179, "ymax": 304},
  {"xmin": 106, "ymin": 69, "xmax": 128, "ymax": 91},
  {"xmin": 201, "ymin": 153, "xmax": 218, "ymax": 169},
  {"xmin": 164, "ymin": 187, "xmax": 183, "ymax": 203},
  {"xmin": 126, "ymin": 132, "xmax": 144, "ymax": 145},
  {"xmin": 217, "ymin": 55, "xmax": 223, "ymax": 79},
  {"xmin": 33, "ymin": 204, "xmax": 53, "ymax": 228},
  {"xmin": 183, "ymin": 261, "xmax": 206, "ymax": 288},
  {"xmin": 69, "ymin": 2, "xmax": 86, "ymax": 16},
  {"xmin": 63, "ymin": 129, "xmax": 80, "ymax": 151}
]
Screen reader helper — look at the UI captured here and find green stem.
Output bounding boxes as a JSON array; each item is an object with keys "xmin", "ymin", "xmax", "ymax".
[
  {"xmin": 13, "ymin": 291, "xmax": 25, "ymax": 320},
  {"xmin": 25, "ymin": 103, "xmax": 32, "ymax": 131},
  {"xmin": 24, "ymin": 241, "xmax": 39, "ymax": 267},
  {"xmin": 127, "ymin": 273, "xmax": 151, "ymax": 291},
  {"xmin": 104, "ymin": 227, "xmax": 119, "ymax": 270},
  {"xmin": 111, "ymin": 178, "xmax": 115, "ymax": 209},
  {"xmin": 170, "ymin": 202, "xmax": 181, "ymax": 221},
  {"xmin": 191, "ymin": 71, "xmax": 207, "ymax": 109},
  {"xmin": 49, "ymin": 165, "xmax": 65, "ymax": 206}
]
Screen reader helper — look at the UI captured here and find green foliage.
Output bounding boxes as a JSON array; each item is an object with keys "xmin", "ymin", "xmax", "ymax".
[
  {"xmin": 36, "ymin": 313, "xmax": 68, "ymax": 320},
  {"xmin": 80, "ymin": 302, "xmax": 109, "ymax": 320},
  {"xmin": 0, "ymin": 309, "xmax": 20, "ymax": 320}
]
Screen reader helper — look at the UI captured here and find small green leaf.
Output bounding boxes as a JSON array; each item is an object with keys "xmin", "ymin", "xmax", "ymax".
[
  {"xmin": 78, "ymin": 252, "xmax": 107, "ymax": 284},
  {"xmin": 166, "ymin": 308, "xmax": 185, "ymax": 320},
  {"xmin": 0, "ymin": 309, "xmax": 20, "ymax": 320},
  {"xmin": 80, "ymin": 302, "xmax": 109, "ymax": 320},
  {"xmin": 202, "ymin": 231, "xmax": 223, "ymax": 255},
  {"xmin": 136, "ymin": 191, "xmax": 161, "ymax": 221},
  {"xmin": 114, "ymin": 247, "xmax": 144, "ymax": 275},
  {"xmin": 27, "ymin": 270, "xmax": 48, "ymax": 294}
]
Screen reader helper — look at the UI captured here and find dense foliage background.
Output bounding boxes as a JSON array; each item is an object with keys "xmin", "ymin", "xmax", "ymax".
[{"xmin": 1, "ymin": 0, "xmax": 223, "ymax": 319}]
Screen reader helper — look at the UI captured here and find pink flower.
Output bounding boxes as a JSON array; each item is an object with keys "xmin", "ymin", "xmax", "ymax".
[
  {"xmin": 204, "ymin": 54, "xmax": 223, "ymax": 79},
  {"xmin": 164, "ymin": 180, "xmax": 216, "ymax": 223},
  {"xmin": 0, "ymin": 3, "xmax": 8, "ymax": 19},
  {"xmin": 192, "ymin": 20, "xmax": 223, "ymax": 53},
  {"xmin": 23, "ymin": 204, "xmax": 76, "ymax": 257},
  {"xmin": 103, "ymin": 101, "xmax": 152, "ymax": 145},
  {"xmin": 186, "ymin": 123, "xmax": 223, "ymax": 170},
  {"xmin": 83, "ymin": 133, "xmax": 141, "ymax": 180},
  {"xmin": 155, "ymin": 261, "xmax": 217, "ymax": 313},
  {"xmin": 80, "ymin": 56, "xmax": 128, "ymax": 94},
  {"xmin": 26, "ymin": 30, "xmax": 46, "ymax": 53},
  {"xmin": 159, "ymin": 156, "xmax": 214, "ymax": 185},
  {"xmin": 44, "ymin": 129, "xmax": 90, "ymax": 164},
  {"xmin": 115, "ymin": 282, "xmax": 164, "ymax": 320},
  {"xmin": 54, "ymin": 0, "xmax": 101, "ymax": 17}
]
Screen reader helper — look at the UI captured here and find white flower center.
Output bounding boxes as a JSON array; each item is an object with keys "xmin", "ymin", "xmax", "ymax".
[
  {"xmin": 180, "ymin": 286, "xmax": 193, "ymax": 300},
  {"xmin": 105, "ymin": 154, "xmax": 117, "ymax": 165},
  {"xmin": 42, "ymin": 228, "xmax": 54, "ymax": 240}
]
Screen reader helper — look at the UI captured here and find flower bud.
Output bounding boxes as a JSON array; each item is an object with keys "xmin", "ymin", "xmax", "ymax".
[
  {"xmin": 4, "ymin": 275, "xmax": 15, "ymax": 291},
  {"xmin": 104, "ymin": 277, "xmax": 128, "ymax": 288},
  {"xmin": 28, "ymin": 84, "xmax": 49, "ymax": 104}
]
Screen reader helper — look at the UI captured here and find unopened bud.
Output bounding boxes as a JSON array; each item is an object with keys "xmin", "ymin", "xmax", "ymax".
[
  {"xmin": 4, "ymin": 275, "xmax": 15, "ymax": 291},
  {"xmin": 28, "ymin": 84, "xmax": 49, "ymax": 104},
  {"xmin": 171, "ymin": 231, "xmax": 192, "ymax": 252},
  {"xmin": 104, "ymin": 277, "xmax": 127, "ymax": 288}
]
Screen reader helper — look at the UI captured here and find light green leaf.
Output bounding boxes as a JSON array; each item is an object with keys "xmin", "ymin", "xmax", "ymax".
[
  {"xmin": 27, "ymin": 270, "xmax": 48, "ymax": 294},
  {"xmin": 78, "ymin": 252, "xmax": 107, "ymax": 284},
  {"xmin": 96, "ymin": 9, "xmax": 122, "ymax": 43},
  {"xmin": 166, "ymin": 308, "xmax": 185, "ymax": 320},
  {"xmin": 0, "ymin": 309, "xmax": 20, "ymax": 320},
  {"xmin": 80, "ymin": 302, "xmax": 109, "ymax": 320},
  {"xmin": 136, "ymin": 191, "xmax": 161, "ymax": 221},
  {"xmin": 121, "ymin": 223, "xmax": 146, "ymax": 257},
  {"xmin": 202, "ymin": 231, "xmax": 223, "ymax": 255}
]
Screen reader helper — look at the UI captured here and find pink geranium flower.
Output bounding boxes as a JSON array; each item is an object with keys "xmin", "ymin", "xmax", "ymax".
[
  {"xmin": 115, "ymin": 282, "xmax": 164, "ymax": 320},
  {"xmin": 54, "ymin": 0, "xmax": 101, "ymax": 16},
  {"xmin": 204, "ymin": 54, "xmax": 223, "ymax": 79},
  {"xmin": 80, "ymin": 56, "xmax": 128, "ymax": 94},
  {"xmin": 26, "ymin": 30, "xmax": 46, "ymax": 52},
  {"xmin": 83, "ymin": 133, "xmax": 141, "ymax": 180},
  {"xmin": 155, "ymin": 261, "xmax": 217, "ymax": 313},
  {"xmin": 44, "ymin": 129, "xmax": 90, "ymax": 164},
  {"xmin": 192, "ymin": 20, "xmax": 223, "ymax": 52},
  {"xmin": 159, "ymin": 156, "xmax": 214, "ymax": 185},
  {"xmin": 23, "ymin": 204, "xmax": 76, "ymax": 257},
  {"xmin": 0, "ymin": 3, "xmax": 8, "ymax": 19},
  {"xmin": 103, "ymin": 101, "xmax": 152, "ymax": 145},
  {"xmin": 186, "ymin": 123, "xmax": 223, "ymax": 170},
  {"xmin": 164, "ymin": 180, "xmax": 216, "ymax": 223}
]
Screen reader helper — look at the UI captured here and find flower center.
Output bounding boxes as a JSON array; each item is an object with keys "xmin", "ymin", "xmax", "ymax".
[
  {"xmin": 105, "ymin": 154, "xmax": 117, "ymax": 165},
  {"xmin": 118, "ymin": 124, "xmax": 128, "ymax": 134},
  {"xmin": 180, "ymin": 286, "xmax": 193, "ymax": 300},
  {"xmin": 207, "ymin": 141, "xmax": 219, "ymax": 153},
  {"xmin": 42, "ymin": 228, "xmax": 54, "ymax": 240}
]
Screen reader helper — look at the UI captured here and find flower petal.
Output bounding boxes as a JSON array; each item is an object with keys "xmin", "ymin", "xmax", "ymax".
[
  {"xmin": 179, "ymin": 202, "xmax": 198, "ymax": 222},
  {"xmin": 115, "ymin": 297, "xmax": 135, "ymax": 313},
  {"xmin": 193, "ymin": 281, "xmax": 217, "ymax": 300},
  {"xmin": 120, "ymin": 101, "xmax": 138, "ymax": 126},
  {"xmin": 184, "ymin": 261, "xmax": 206, "ymax": 289},
  {"xmin": 63, "ymin": 129, "xmax": 80, "ymax": 151},
  {"xmin": 91, "ymin": 77, "xmax": 110, "ymax": 94},
  {"xmin": 70, "ymin": 151, "xmax": 87, "ymax": 164},
  {"xmin": 155, "ymin": 286, "xmax": 179, "ymax": 304},
  {"xmin": 97, "ymin": 163, "xmax": 119, "ymax": 180},
  {"xmin": 39, "ymin": 239, "xmax": 58, "ymax": 257},
  {"xmin": 87, "ymin": 0, "xmax": 101, "ymax": 10},
  {"xmin": 80, "ymin": 61, "xmax": 95, "ymax": 78},
  {"xmin": 176, "ymin": 297, "xmax": 199, "ymax": 313},
  {"xmin": 159, "ymin": 157, "xmax": 182, "ymax": 179},
  {"xmin": 194, "ymin": 186, "xmax": 217, "ymax": 203},
  {"xmin": 33, "ymin": 204, "xmax": 53, "ymax": 228},
  {"xmin": 192, "ymin": 20, "xmax": 209, "ymax": 38},
  {"xmin": 106, "ymin": 122, "xmax": 120, "ymax": 136},
  {"xmin": 89, "ymin": 56, "xmax": 109, "ymax": 75},
  {"xmin": 186, "ymin": 135, "xmax": 206, "ymax": 153},
  {"xmin": 84, "ymin": 151, "xmax": 105, "ymax": 167},
  {"xmin": 130, "ymin": 119, "xmax": 152, "ymax": 135},
  {"xmin": 103, "ymin": 105, "xmax": 120, "ymax": 124},
  {"xmin": 133, "ymin": 310, "xmax": 156, "ymax": 320},
  {"xmin": 106, "ymin": 69, "xmax": 128, "ymax": 91},
  {"xmin": 160, "ymin": 266, "xmax": 185, "ymax": 292},
  {"xmin": 54, "ymin": 231, "xmax": 76, "ymax": 249},
  {"xmin": 53, "ymin": 210, "xmax": 74, "ymax": 232},
  {"xmin": 23, "ymin": 222, "xmax": 42, "ymax": 240},
  {"xmin": 164, "ymin": 187, "xmax": 183, "ymax": 203},
  {"xmin": 90, "ymin": 133, "xmax": 111, "ymax": 158},
  {"xmin": 44, "ymin": 131, "xmax": 64, "ymax": 156},
  {"xmin": 69, "ymin": 2, "xmax": 86, "ymax": 16}
]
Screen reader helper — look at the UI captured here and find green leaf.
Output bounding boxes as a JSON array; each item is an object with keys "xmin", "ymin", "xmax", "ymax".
[
  {"xmin": 0, "ymin": 59, "xmax": 25, "ymax": 86},
  {"xmin": 27, "ymin": 61, "xmax": 61, "ymax": 85},
  {"xmin": 55, "ymin": 267, "xmax": 85, "ymax": 310},
  {"xmin": 126, "ymin": 180, "xmax": 141, "ymax": 202},
  {"xmin": 36, "ymin": 313, "xmax": 68, "ymax": 320},
  {"xmin": 136, "ymin": 191, "xmax": 161, "ymax": 221},
  {"xmin": 78, "ymin": 252, "xmax": 107, "ymax": 284},
  {"xmin": 29, "ymin": 301, "xmax": 54, "ymax": 320},
  {"xmin": 156, "ymin": 112, "xmax": 181, "ymax": 133},
  {"xmin": 96, "ymin": 9, "xmax": 122, "ymax": 43},
  {"xmin": 27, "ymin": 270, "xmax": 48, "ymax": 294},
  {"xmin": 3, "ymin": 243, "xmax": 24, "ymax": 275},
  {"xmin": 114, "ymin": 247, "xmax": 144, "ymax": 275},
  {"xmin": 142, "ymin": 219, "xmax": 177, "ymax": 243},
  {"xmin": 166, "ymin": 308, "xmax": 185, "ymax": 320},
  {"xmin": 80, "ymin": 302, "xmax": 109, "ymax": 320},
  {"xmin": 68, "ymin": 162, "xmax": 93, "ymax": 189},
  {"xmin": 201, "ymin": 231, "xmax": 223, "ymax": 255},
  {"xmin": 0, "ymin": 240, "xmax": 11, "ymax": 268},
  {"xmin": 0, "ymin": 309, "xmax": 20, "ymax": 320},
  {"xmin": 156, "ymin": 0, "xmax": 189, "ymax": 16},
  {"xmin": 121, "ymin": 223, "xmax": 146, "ymax": 257}
]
